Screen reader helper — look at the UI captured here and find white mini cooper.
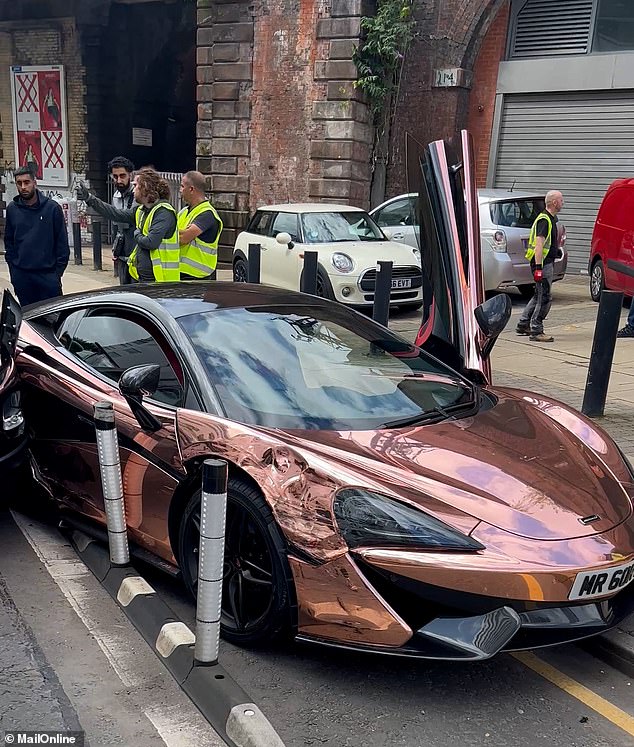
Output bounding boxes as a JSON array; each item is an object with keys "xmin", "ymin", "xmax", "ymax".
[{"xmin": 233, "ymin": 204, "xmax": 423, "ymax": 310}]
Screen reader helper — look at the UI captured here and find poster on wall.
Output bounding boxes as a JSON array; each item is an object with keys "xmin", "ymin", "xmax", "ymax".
[{"xmin": 10, "ymin": 65, "xmax": 69, "ymax": 187}]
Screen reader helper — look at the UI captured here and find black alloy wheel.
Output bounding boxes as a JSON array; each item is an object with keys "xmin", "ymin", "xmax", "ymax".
[
  {"xmin": 178, "ymin": 478, "xmax": 294, "ymax": 646},
  {"xmin": 233, "ymin": 257, "xmax": 248, "ymax": 283}
]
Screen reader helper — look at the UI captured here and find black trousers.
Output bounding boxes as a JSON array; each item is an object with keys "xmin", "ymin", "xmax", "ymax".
[{"xmin": 9, "ymin": 266, "xmax": 62, "ymax": 306}]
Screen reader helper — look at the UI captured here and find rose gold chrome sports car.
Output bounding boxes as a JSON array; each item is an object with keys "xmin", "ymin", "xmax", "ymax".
[{"xmin": 0, "ymin": 132, "xmax": 632, "ymax": 660}]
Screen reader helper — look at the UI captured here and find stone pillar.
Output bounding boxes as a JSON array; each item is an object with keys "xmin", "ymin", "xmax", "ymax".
[
  {"xmin": 310, "ymin": 0, "xmax": 373, "ymax": 206},
  {"xmin": 196, "ymin": 0, "xmax": 254, "ymax": 259},
  {"xmin": 196, "ymin": 0, "xmax": 373, "ymax": 260}
]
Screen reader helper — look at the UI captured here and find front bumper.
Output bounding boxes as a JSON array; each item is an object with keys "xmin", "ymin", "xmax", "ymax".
[
  {"xmin": 329, "ymin": 269, "xmax": 424, "ymax": 306},
  {"xmin": 290, "ymin": 551, "xmax": 634, "ymax": 660},
  {"xmin": 483, "ymin": 251, "xmax": 567, "ymax": 292}
]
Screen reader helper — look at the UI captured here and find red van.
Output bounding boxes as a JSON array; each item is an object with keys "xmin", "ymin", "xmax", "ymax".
[{"xmin": 589, "ymin": 178, "xmax": 634, "ymax": 301}]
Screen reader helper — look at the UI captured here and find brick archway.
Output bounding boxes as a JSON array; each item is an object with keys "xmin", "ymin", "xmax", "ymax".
[{"xmin": 386, "ymin": 0, "xmax": 510, "ymax": 196}]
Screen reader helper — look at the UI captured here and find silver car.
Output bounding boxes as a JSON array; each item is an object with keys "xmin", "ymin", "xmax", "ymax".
[{"xmin": 370, "ymin": 191, "xmax": 567, "ymax": 298}]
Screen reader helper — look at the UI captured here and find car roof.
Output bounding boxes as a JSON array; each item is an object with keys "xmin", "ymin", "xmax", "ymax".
[
  {"xmin": 22, "ymin": 282, "xmax": 334, "ymax": 321},
  {"xmin": 255, "ymin": 203, "xmax": 365, "ymax": 213}
]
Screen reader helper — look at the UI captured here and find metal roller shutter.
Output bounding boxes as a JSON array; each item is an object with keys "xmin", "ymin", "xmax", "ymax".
[{"xmin": 493, "ymin": 91, "xmax": 634, "ymax": 274}]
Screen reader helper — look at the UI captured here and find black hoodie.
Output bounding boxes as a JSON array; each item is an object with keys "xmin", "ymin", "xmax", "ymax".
[{"xmin": 4, "ymin": 190, "xmax": 70, "ymax": 274}]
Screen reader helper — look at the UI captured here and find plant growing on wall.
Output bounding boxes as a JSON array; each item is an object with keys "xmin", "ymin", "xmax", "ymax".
[
  {"xmin": 352, "ymin": 0, "xmax": 415, "ymax": 119},
  {"xmin": 353, "ymin": 0, "xmax": 416, "ymax": 204}
]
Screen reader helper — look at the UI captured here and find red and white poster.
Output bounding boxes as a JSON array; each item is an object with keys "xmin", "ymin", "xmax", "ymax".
[{"xmin": 10, "ymin": 65, "xmax": 69, "ymax": 187}]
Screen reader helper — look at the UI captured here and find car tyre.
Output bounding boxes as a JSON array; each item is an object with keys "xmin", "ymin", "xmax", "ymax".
[
  {"xmin": 178, "ymin": 478, "xmax": 295, "ymax": 646},
  {"xmin": 590, "ymin": 259, "xmax": 605, "ymax": 303},
  {"xmin": 316, "ymin": 266, "xmax": 336, "ymax": 301},
  {"xmin": 233, "ymin": 257, "xmax": 248, "ymax": 283}
]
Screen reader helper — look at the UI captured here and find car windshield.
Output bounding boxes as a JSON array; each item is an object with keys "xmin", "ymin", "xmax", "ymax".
[
  {"xmin": 489, "ymin": 198, "xmax": 545, "ymax": 229},
  {"xmin": 178, "ymin": 304, "xmax": 474, "ymax": 430},
  {"xmin": 301, "ymin": 211, "xmax": 385, "ymax": 243}
]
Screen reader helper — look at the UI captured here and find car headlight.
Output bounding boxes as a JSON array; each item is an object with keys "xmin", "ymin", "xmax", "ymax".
[
  {"xmin": 332, "ymin": 253, "xmax": 354, "ymax": 273},
  {"xmin": 333, "ymin": 489, "xmax": 484, "ymax": 550}
]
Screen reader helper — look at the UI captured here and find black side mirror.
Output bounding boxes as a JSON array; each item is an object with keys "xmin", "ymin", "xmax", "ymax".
[
  {"xmin": 474, "ymin": 294, "xmax": 512, "ymax": 359},
  {"xmin": 119, "ymin": 364, "xmax": 162, "ymax": 432}
]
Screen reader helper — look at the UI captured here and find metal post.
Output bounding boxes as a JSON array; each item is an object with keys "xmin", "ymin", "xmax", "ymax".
[
  {"xmin": 582, "ymin": 289, "xmax": 624, "ymax": 417},
  {"xmin": 372, "ymin": 260, "xmax": 393, "ymax": 328},
  {"xmin": 94, "ymin": 402, "xmax": 129, "ymax": 566},
  {"xmin": 195, "ymin": 459, "xmax": 228, "ymax": 666},
  {"xmin": 247, "ymin": 243, "xmax": 261, "ymax": 284},
  {"xmin": 72, "ymin": 222, "xmax": 82, "ymax": 265},
  {"xmin": 92, "ymin": 220, "xmax": 103, "ymax": 271},
  {"xmin": 301, "ymin": 251, "xmax": 318, "ymax": 294}
]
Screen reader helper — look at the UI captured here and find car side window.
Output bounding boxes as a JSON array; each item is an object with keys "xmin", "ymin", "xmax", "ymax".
[
  {"xmin": 374, "ymin": 199, "xmax": 412, "ymax": 227},
  {"xmin": 62, "ymin": 311, "xmax": 184, "ymax": 407},
  {"xmin": 248, "ymin": 211, "xmax": 274, "ymax": 236},
  {"xmin": 271, "ymin": 212, "xmax": 300, "ymax": 241}
]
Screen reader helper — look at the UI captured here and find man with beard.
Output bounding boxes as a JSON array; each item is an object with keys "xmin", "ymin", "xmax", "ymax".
[
  {"xmin": 4, "ymin": 166, "xmax": 69, "ymax": 305},
  {"xmin": 107, "ymin": 156, "xmax": 136, "ymax": 284}
]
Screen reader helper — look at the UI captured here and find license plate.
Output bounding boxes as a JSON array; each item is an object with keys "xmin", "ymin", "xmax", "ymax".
[
  {"xmin": 391, "ymin": 278, "xmax": 412, "ymax": 289},
  {"xmin": 568, "ymin": 558, "xmax": 634, "ymax": 600}
]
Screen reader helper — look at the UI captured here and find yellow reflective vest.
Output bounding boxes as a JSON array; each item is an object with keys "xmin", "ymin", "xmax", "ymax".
[
  {"xmin": 525, "ymin": 211, "xmax": 554, "ymax": 261},
  {"xmin": 178, "ymin": 201, "xmax": 223, "ymax": 278},
  {"xmin": 129, "ymin": 202, "xmax": 180, "ymax": 282}
]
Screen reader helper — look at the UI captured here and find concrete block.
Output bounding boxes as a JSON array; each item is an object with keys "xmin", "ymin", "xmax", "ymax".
[
  {"xmin": 329, "ymin": 39, "xmax": 357, "ymax": 60},
  {"xmin": 317, "ymin": 18, "xmax": 361, "ymax": 39},
  {"xmin": 219, "ymin": 210, "xmax": 250, "ymax": 229},
  {"xmin": 212, "ymin": 82, "xmax": 240, "ymax": 100},
  {"xmin": 331, "ymin": 0, "xmax": 374, "ymax": 16},
  {"xmin": 310, "ymin": 139, "xmax": 371, "ymax": 162},
  {"xmin": 327, "ymin": 80, "xmax": 366, "ymax": 102},
  {"xmin": 212, "ymin": 23, "xmax": 254, "ymax": 44},
  {"xmin": 212, "ymin": 175, "xmax": 250, "ymax": 193},
  {"xmin": 213, "ymin": 63, "xmax": 252, "ymax": 81},
  {"xmin": 211, "ymin": 156, "xmax": 238, "ymax": 174},
  {"xmin": 313, "ymin": 100, "xmax": 370, "ymax": 123},
  {"xmin": 212, "ymin": 120, "xmax": 238, "ymax": 138},
  {"xmin": 213, "ymin": 101, "xmax": 251, "ymax": 119},
  {"xmin": 212, "ymin": 138, "xmax": 250, "ymax": 156},
  {"xmin": 213, "ymin": 43, "xmax": 240, "ymax": 62},
  {"xmin": 316, "ymin": 60, "xmax": 358, "ymax": 80},
  {"xmin": 325, "ymin": 119, "xmax": 374, "ymax": 144},
  {"xmin": 197, "ymin": 66, "xmax": 214, "ymax": 84},
  {"xmin": 321, "ymin": 159, "xmax": 371, "ymax": 181},
  {"xmin": 212, "ymin": 193, "xmax": 237, "ymax": 210},
  {"xmin": 197, "ymin": 84, "xmax": 215, "ymax": 102}
]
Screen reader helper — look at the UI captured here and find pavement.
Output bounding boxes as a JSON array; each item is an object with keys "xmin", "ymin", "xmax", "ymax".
[{"xmin": 0, "ymin": 255, "xmax": 633, "ymax": 739}]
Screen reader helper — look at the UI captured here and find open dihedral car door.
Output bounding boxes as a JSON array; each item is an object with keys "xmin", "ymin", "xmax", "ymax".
[{"xmin": 408, "ymin": 130, "xmax": 507, "ymax": 384}]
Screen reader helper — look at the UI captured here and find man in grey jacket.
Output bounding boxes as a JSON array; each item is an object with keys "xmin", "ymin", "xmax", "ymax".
[{"xmin": 108, "ymin": 156, "xmax": 136, "ymax": 284}]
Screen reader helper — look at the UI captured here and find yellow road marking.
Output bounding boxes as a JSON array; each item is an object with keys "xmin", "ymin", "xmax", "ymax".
[{"xmin": 513, "ymin": 651, "xmax": 634, "ymax": 738}]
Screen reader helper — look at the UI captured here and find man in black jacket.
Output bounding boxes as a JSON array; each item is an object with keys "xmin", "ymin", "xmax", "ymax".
[{"xmin": 4, "ymin": 167, "xmax": 69, "ymax": 305}]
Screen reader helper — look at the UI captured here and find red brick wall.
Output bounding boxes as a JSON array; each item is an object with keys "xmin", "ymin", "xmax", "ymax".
[{"xmin": 467, "ymin": 2, "xmax": 510, "ymax": 187}]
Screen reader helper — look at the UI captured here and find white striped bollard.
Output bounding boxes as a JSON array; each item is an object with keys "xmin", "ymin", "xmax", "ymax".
[
  {"xmin": 94, "ymin": 401, "xmax": 130, "ymax": 566},
  {"xmin": 195, "ymin": 458, "xmax": 228, "ymax": 665}
]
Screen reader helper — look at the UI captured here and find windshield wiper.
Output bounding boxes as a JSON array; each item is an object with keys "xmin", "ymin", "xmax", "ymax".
[{"xmin": 380, "ymin": 398, "xmax": 477, "ymax": 430}]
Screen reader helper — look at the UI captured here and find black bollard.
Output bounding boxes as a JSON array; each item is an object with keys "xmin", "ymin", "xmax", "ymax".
[
  {"xmin": 72, "ymin": 222, "xmax": 82, "ymax": 265},
  {"xmin": 582, "ymin": 289, "xmax": 624, "ymax": 417},
  {"xmin": 92, "ymin": 220, "xmax": 103, "ymax": 271},
  {"xmin": 372, "ymin": 261, "xmax": 393, "ymax": 328},
  {"xmin": 301, "ymin": 251, "xmax": 318, "ymax": 294},
  {"xmin": 248, "ymin": 243, "xmax": 261, "ymax": 283}
]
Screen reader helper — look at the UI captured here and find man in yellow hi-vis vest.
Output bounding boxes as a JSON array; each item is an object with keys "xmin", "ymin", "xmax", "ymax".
[
  {"xmin": 178, "ymin": 171, "xmax": 223, "ymax": 280},
  {"xmin": 516, "ymin": 190, "xmax": 564, "ymax": 343},
  {"xmin": 77, "ymin": 168, "xmax": 179, "ymax": 283}
]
